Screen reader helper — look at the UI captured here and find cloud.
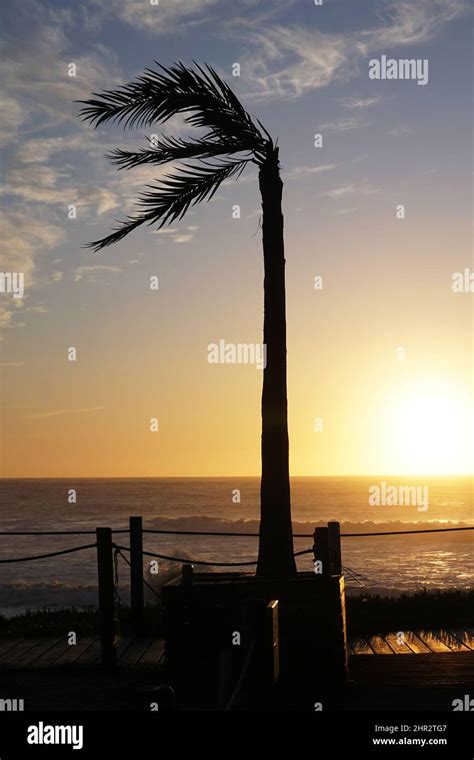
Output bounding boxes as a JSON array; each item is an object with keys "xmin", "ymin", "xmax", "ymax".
[
  {"xmin": 0, "ymin": 95, "xmax": 25, "ymax": 147},
  {"xmin": 341, "ymin": 96, "xmax": 381, "ymax": 110},
  {"xmin": 0, "ymin": 210, "xmax": 65, "ymax": 278},
  {"xmin": 173, "ymin": 235, "xmax": 194, "ymax": 244},
  {"xmin": 387, "ymin": 126, "xmax": 412, "ymax": 136},
  {"xmin": 323, "ymin": 181, "xmax": 379, "ymax": 200},
  {"xmin": 2, "ymin": 150, "xmax": 120, "ymax": 217},
  {"xmin": 112, "ymin": 0, "xmax": 220, "ymax": 34},
  {"xmin": 359, "ymin": 0, "xmax": 467, "ymax": 52},
  {"xmin": 240, "ymin": 0, "xmax": 466, "ymax": 100},
  {"xmin": 17, "ymin": 134, "xmax": 101, "ymax": 164},
  {"xmin": 0, "ymin": 208, "xmax": 65, "ymax": 328},
  {"xmin": 337, "ymin": 207, "xmax": 358, "ymax": 215},
  {"xmin": 26, "ymin": 406, "xmax": 104, "ymax": 420},
  {"xmin": 242, "ymin": 26, "xmax": 348, "ymax": 100},
  {"xmin": 285, "ymin": 164, "xmax": 336, "ymax": 180},
  {"xmin": 73, "ymin": 265, "xmax": 123, "ymax": 282},
  {"xmin": 319, "ymin": 117, "xmax": 369, "ymax": 132},
  {"xmin": 0, "ymin": 1, "xmax": 122, "ymax": 135}
]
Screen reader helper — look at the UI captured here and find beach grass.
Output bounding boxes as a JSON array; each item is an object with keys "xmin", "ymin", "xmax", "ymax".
[
  {"xmin": 0, "ymin": 588, "xmax": 472, "ymax": 638},
  {"xmin": 346, "ymin": 587, "xmax": 474, "ymax": 635}
]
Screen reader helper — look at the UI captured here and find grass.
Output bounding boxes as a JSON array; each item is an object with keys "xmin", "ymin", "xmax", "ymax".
[
  {"xmin": 0, "ymin": 605, "xmax": 162, "ymax": 638},
  {"xmin": 346, "ymin": 588, "xmax": 474, "ymax": 635},
  {"xmin": 0, "ymin": 588, "xmax": 472, "ymax": 639}
]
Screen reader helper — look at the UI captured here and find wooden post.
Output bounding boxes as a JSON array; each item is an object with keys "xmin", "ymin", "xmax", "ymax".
[
  {"xmin": 130, "ymin": 516, "xmax": 144, "ymax": 633},
  {"xmin": 328, "ymin": 521, "xmax": 342, "ymax": 575},
  {"xmin": 96, "ymin": 527, "xmax": 117, "ymax": 667},
  {"xmin": 266, "ymin": 600, "xmax": 279, "ymax": 685},
  {"xmin": 313, "ymin": 527, "xmax": 330, "ymax": 576},
  {"xmin": 252, "ymin": 598, "xmax": 280, "ymax": 688},
  {"xmin": 182, "ymin": 564, "xmax": 194, "ymax": 585}
]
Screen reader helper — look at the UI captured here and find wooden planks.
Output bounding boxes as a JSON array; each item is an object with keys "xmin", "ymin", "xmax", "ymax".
[
  {"xmin": 382, "ymin": 633, "xmax": 413, "ymax": 654},
  {"xmin": 367, "ymin": 635, "xmax": 393, "ymax": 654},
  {"xmin": 0, "ymin": 636, "xmax": 166, "ymax": 669},
  {"xmin": 119, "ymin": 637, "xmax": 154, "ymax": 666},
  {"xmin": 450, "ymin": 628, "xmax": 474, "ymax": 651},
  {"xmin": 349, "ymin": 629, "xmax": 474, "ymax": 655},
  {"xmin": 351, "ymin": 637, "xmax": 374, "ymax": 655},
  {"xmin": 139, "ymin": 638, "xmax": 165, "ymax": 666},
  {"xmin": 350, "ymin": 652, "xmax": 474, "ymax": 688},
  {"xmin": 415, "ymin": 631, "xmax": 452, "ymax": 653},
  {"xmin": 0, "ymin": 639, "xmax": 45, "ymax": 667},
  {"xmin": 404, "ymin": 633, "xmax": 432, "ymax": 654}
]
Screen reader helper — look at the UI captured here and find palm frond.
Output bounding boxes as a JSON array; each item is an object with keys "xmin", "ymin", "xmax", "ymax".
[
  {"xmin": 78, "ymin": 61, "xmax": 264, "ymax": 147},
  {"xmin": 108, "ymin": 135, "xmax": 250, "ymax": 170},
  {"xmin": 86, "ymin": 158, "xmax": 248, "ymax": 252}
]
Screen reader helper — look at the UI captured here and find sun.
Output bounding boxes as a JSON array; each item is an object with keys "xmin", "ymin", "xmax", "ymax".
[{"xmin": 384, "ymin": 380, "xmax": 472, "ymax": 475}]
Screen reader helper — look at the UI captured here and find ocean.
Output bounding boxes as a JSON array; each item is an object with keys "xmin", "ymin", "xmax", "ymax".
[{"xmin": 0, "ymin": 477, "xmax": 472, "ymax": 615}]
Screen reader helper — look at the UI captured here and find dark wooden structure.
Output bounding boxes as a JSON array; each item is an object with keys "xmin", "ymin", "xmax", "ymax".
[{"xmin": 162, "ymin": 569, "xmax": 348, "ymax": 704}]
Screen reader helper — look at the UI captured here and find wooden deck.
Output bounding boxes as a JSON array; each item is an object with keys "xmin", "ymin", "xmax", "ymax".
[
  {"xmin": 0, "ymin": 637, "xmax": 165, "ymax": 669},
  {"xmin": 348, "ymin": 628, "xmax": 474, "ymax": 654},
  {"xmin": 0, "ymin": 629, "xmax": 472, "ymax": 671}
]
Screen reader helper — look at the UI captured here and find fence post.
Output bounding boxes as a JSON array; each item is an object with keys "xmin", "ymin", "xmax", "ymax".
[
  {"xmin": 313, "ymin": 527, "xmax": 330, "ymax": 576},
  {"xmin": 130, "ymin": 516, "xmax": 144, "ymax": 634},
  {"xmin": 328, "ymin": 520, "xmax": 342, "ymax": 575},
  {"xmin": 96, "ymin": 527, "xmax": 117, "ymax": 667}
]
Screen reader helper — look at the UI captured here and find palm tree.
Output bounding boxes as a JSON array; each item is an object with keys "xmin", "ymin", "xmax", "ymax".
[{"xmin": 79, "ymin": 62, "xmax": 296, "ymax": 578}]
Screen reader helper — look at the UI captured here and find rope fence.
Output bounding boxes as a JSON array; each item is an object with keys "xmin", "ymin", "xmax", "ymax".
[
  {"xmin": 0, "ymin": 518, "xmax": 471, "ymax": 667},
  {"xmin": 0, "ymin": 525, "xmax": 472, "ymax": 538}
]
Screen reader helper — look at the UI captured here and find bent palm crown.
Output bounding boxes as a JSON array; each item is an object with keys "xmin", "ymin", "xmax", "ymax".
[{"xmin": 78, "ymin": 61, "xmax": 274, "ymax": 251}]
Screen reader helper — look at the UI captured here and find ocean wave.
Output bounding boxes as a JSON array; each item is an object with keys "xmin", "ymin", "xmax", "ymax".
[{"xmin": 143, "ymin": 516, "xmax": 474, "ymax": 541}]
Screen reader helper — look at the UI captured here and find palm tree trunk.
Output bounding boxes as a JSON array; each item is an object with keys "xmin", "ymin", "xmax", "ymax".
[{"xmin": 257, "ymin": 147, "xmax": 296, "ymax": 578}]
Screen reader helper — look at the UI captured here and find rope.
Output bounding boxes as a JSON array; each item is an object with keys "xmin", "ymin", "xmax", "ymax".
[
  {"xmin": 342, "ymin": 564, "xmax": 378, "ymax": 588},
  {"xmin": 115, "ymin": 545, "xmax": 258, "ymax": 567},
  {"xmin": 0, "ymin": 526, "xmax": 471, "ymax": 538},
  {"xmin": 0, "ymin": 543, "xmax": 97, "ymax": 563},
  {"xmin": 225, "ymin": 640, "xmax": 256, "ymax": 711},
  {"xmin": 341, "ymin": 527, "xmax": 474, "ymax": 537},
  {"xmin": 0, "ymin": 530, "xmax": 129, "ymax": 536},
  {"xmin": 114, "ymin": 546, "xmax": 161, "ymax": 600}
]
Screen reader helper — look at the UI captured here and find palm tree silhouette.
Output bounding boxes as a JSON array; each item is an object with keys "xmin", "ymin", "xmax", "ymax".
[{"xmin": 79, "ymin": 62, "xmax": 296, "ymax": 578}]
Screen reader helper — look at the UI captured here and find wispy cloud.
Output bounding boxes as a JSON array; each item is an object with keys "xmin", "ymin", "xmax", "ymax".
[
  {"xmin": 240, "ymin": 0, "xmax": 466, "ymax": 100},
  {"xmin": 323, "ymin": 181, "xmax": 380, "ymax": 200},
  {"xmin": 74, "ymin": 265, "xmax": 123, "ymax": 283},
  {"xmin": 26, "ymin": 406, "xmax": 104, "ymax": 420},
  {"xmin": 319, "ymin": 117, "xmax": 370, "ymax": 132},
  {"xmin": 108, "ymin": 0, "xmax": 220, "ymax": 35},
  {"xmin": 285, "ymin": 164, "xmax": 336, "ymax": 180},
  {"xmin": 387, "ymin": 126, "xmax": 412, "ymax": 136},
  {"xmin": 341, "ymin": 96, "xmax": 381, "ymax": 110}
]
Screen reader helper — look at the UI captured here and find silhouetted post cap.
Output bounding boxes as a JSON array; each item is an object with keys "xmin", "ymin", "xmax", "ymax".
[{"xmin": 182, "ymin": 563, "xmax": 194, "ymax": 585}]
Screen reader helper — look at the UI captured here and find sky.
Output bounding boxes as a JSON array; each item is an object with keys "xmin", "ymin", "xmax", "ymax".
[{"xmin": 0, "ymin": 0, "xmax": 472, "ymax": 477}]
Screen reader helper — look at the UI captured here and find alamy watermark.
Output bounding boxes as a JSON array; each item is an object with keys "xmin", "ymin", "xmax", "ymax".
[
  {"xmin": 369, "ymin": 55, "xmax": 429, "ymax": 86},
  {"xmin": 27, "ymin": 722, "xmax": 83, "ymax": 750},
  {"xmin": 369, "ymin": 481, "xmax": 428, "ymax": 512},
  {"xmin": 207, "ymin": 339, "xmax": 266, "ymax": 370},
  {"xmin": 452, "ymin": 268, "xmax": 473, "ymax": 293},
  {"xmin": 0, "ymin": 272, "xmax": 24, "ymax": 299},
  {"xmin": 452, "ymin": 694, "xmax": 473, "ymax": 711},
  {"xmin": 0, "ymin": 698, "xmax": 24, "ymax": 711}
]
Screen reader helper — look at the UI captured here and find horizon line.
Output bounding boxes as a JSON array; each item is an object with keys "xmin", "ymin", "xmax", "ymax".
[{"xmin": 0, "ymin": 474, "xmax": 472, "ymax": 480}]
